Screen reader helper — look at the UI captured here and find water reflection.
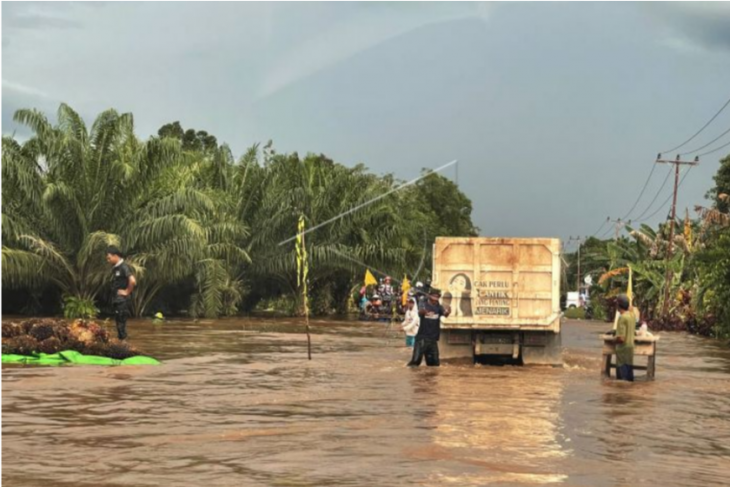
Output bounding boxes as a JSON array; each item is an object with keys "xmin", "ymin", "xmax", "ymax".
[{"xmin": 408, "ymin": 367, "xmax": 569, "ymax": 486}]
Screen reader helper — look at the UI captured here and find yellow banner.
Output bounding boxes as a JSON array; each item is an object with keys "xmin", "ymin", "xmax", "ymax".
[
  {"xmin": 684, "ymin": 208, "xmax": 693, "ymax": 251},
  {"xmin": 401, "ymin": 275, "xmax": 411, "ymax": 306},
  {"xmin": 296, "ymin": 215, "xmax": 308, "ymax": 314},
  {"xmin": 364, "ymin": 269, "xmax": 378, "ymax": 286},
  {"xmin": 626, "ymin": 265, "xmax": 633, "ymax": 304}
]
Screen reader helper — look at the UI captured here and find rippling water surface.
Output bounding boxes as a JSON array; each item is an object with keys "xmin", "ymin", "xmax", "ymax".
[{"xmin": 3, "ymin": 318, "xmax": 730, "ymax": 486}]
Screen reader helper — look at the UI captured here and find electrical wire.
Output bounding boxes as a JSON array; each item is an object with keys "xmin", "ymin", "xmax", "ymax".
[
  {"xmin": 634, "ymin": 167, "xmax": 693, "ymax": 223},
  {"xmin": 598, "ymin": 223, "xmax": 613, "ymax": 240},
  {"xmin": 697, "ymin": 139, "xmax": 730, "ymax": 158},
  {"xmin": 679, "ymin": 126, "xmax": 730, "ymax": 156},
  {"xmin": 621, "ymin": 163, "xmax": 657, "ymax": 220},
  {"xmin": 591, "ymin": 217, "xmax": 610, "ymax": 238},
  {"xmin": 631, "ymin": 166, "xmax": 673, "ymax": 221},
  {"xmin": 661, "ymin": 95, "xmax": 730, "ymax": 154}
]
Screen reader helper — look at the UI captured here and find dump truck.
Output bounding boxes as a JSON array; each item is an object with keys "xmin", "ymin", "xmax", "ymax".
[{"xmin": 432, "ymin": 237, "xmax": 562, "ymax": 365}]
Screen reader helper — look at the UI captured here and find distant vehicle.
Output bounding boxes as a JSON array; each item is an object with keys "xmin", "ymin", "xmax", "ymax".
[{"xmin": 565, "ymin": 291, "xmax": 589, "ymax": 309}]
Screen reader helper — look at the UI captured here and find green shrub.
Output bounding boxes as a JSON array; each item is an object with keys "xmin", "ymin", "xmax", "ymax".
[
  {"xmin": 564, "ymin": 307, "xmax": 586, "ymax": 319},
  {"xmin": 62, "ymin": 296, "xmax": 99, "ymax": 320}
]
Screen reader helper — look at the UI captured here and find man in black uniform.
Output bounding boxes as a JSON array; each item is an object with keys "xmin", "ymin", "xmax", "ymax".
[
  {"xmin": 408, "ymin": 288, "xmax": 450, "ymax": 367},
  {"xmin": 106, "ymin": 246, "xmax": 136, "ymax": 340}
]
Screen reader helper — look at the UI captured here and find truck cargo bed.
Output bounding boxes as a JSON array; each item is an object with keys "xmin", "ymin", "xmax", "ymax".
[{"xmin": 432, "ymin": 237, "xmax": 562, "ymax": 365}]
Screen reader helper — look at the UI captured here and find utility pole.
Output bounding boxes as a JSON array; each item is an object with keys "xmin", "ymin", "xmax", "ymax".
[
  {"xmin": 568, "ymin": 236, "xmax": 585, "ymax": 293},
  {"xmin": 608, "ymin": 218, "xmax": 630, "ymax": 241},
  {"xmin": 656, "ymin": 154, "xmax": 699, "ymax": 317}
]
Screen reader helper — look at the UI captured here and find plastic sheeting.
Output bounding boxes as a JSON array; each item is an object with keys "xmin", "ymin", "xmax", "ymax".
[{"xmin": 2, "ymin": 350, "xmax": 160, "ymax": 366}]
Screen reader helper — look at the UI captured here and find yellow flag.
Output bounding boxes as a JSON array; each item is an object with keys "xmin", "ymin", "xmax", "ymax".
[
  {"xmin": 364, "ymin": 269, "xmax": 378, "ymax": 286},
  {"xmin": 296, "ymin": 216, "xmax": 304, "ymax": 287},
  {"xmin": 401, "ymin": 275, "xmax": 411, "ymax": 306},
  {"xmin": 626, "ymin": 265, "xmax": 633, "ymax": 304},
  {"xmin": 684, "ymin": 208, "xmax": 692, "ymax": 251},
  {"xmin": 296, "ymin": 215, "xmax": 309, "ymax": 315}
]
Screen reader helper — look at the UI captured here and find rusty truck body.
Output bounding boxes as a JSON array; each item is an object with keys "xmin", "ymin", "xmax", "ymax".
[{"xmin": 432, "ymin": 237, "xmax": 562, "ymax": 365}]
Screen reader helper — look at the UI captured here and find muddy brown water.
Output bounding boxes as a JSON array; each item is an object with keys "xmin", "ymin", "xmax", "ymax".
[{"xmin": 3, "ymin": 318, "xmax": 730, "ymax": 486}]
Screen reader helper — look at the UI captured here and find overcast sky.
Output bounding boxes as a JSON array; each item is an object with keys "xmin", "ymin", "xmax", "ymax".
[{"xmin": 3, "ymin": 2, "xmax": 730, "ymax": 244}]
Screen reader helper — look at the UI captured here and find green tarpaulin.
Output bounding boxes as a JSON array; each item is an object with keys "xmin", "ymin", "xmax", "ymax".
[{"xmin": 2, "ymin": 350, "xmax": 160, "ymax": 366}]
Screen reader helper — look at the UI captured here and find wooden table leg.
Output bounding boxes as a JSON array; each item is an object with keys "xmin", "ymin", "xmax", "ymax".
[
  {"xmin": 602, "ymin": 354, "xmax": 611, "ymax": 378},
  {"xmin": 647, "ymin": 343, "xmax": 656, "ymax": 380}
]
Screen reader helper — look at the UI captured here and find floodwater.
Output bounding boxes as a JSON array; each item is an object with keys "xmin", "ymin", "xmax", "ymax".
[{"xmin": 3, "ymin": 318, "xmax": 730, "ymax": 487}]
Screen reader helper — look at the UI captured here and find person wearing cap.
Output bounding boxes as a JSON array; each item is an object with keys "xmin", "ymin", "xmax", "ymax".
[
  {"xmin": 408, "ymin": 288, "xmax": 450, "ymax": 366},
  {"xmin": 614, "ymin": 294, "xmax": 635, "ymax": 381}
]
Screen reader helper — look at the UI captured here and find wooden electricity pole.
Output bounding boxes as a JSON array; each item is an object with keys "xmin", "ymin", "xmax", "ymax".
[
  {"xmin": 568, "ymin": 236, "xmax": 585, "ymax": 293},
  {"xmin": 656, "ymin": 154, "xmax": 699, "ymax": 317}
]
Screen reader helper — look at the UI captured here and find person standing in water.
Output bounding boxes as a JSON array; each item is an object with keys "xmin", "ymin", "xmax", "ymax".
[
  {"xmin": 106, "ymin": 246, "xmax": 136, "ymax": 340},
  {"xmin": 408, "ymin": 289, "xmax": 450, "ymax": 367},
  {"xmin": 401, "ymin": 297, "xmax": 420, "ymax": 347},
  {"xmin": 614, "ymin": 294, "xmax": 635, "ymax": 381}
]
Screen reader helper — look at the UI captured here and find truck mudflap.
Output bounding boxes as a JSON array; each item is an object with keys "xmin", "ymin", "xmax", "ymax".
[
  {"xmin": 439, "ymin": 329, "xmax": 473, "ymax": 361},
  {"xmin": 521, "ymin": 331, "xmax": 563, "ymax": 366}
]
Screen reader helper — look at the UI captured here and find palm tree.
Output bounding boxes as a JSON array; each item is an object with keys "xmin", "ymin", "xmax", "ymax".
[
  {"xmin": 2, "ymin": 104, "xmax": 248, "ymax": 317},
  {"xmin": 239, "ymin": 151, "xmax": 423, "ymax": 313}
]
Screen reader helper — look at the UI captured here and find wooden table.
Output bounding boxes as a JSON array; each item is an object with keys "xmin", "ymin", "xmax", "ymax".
[{"xmin": 600, "ymin": 334, "xmax": 659, "ymax": 380}]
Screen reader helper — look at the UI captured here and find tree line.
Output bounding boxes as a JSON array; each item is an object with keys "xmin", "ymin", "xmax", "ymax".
[
  {"xmin": 2, "ymin": 104, "xmax": 478, "ymax": 319},
  {"xmin": 564, "ymin": 154, "xmax": 730, "ymax": 339}
]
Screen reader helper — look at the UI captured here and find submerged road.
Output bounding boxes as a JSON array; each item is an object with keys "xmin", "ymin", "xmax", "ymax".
[{"xmin": 3, "ymin": 318, "xmax": 730, "ymax": 486}]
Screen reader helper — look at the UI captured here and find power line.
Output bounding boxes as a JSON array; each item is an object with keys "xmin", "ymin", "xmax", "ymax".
[
  {"xmin": 277, "ymin": 159, "xmax": 457, "ymax": 246},
  {"xmin": 631, "ymin": 166, "xmax": 673, "ymax": 221},
  {"xmin": 598, "ymin": 225, "xmax": 613, "ymax": 239},
  {"xmin": 591, "ymin": 217, "xmax": 610, "ymax": 238},
  {"xmin": 621, "ymin": 163, "xmax": 657, "ymax": 220},
  {"xmin": 698, "ymin": 138, "xmax": 730, "ymax": 158},
  {"xmin": 661, "ymin": 95, "xmax": 730, "ymax": 154},
  {"xmin": 634, "ymin": 167, "xmax": 693, "ymax": 223},
  {"xmin": 679, "ymin": 126, "xmax": 730, "ymax": 156},
  {"xmin": 597, "ymin": 217, "xmax": 620, "ymax": 239}
]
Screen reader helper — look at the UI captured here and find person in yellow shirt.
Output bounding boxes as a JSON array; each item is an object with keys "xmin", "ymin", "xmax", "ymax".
[{"xmin": 614, "ymin": 294, "xmax": 635, "ymax": 382}]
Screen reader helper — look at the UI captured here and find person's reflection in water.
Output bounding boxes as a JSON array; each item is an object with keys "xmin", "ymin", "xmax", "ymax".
[
  {"xmin": 407, "ymin": 367, "xmax": 440, "ymax": 425},
  {"xmin": 599, "ymin": 382, "xmax": 655, "ymax": 465}
]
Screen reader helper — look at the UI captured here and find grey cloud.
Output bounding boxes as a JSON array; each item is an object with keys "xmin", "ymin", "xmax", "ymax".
[
  {"xmin": 2, "ymin": 81, "xmax": 58, "ymax": 139},
  {"xmin": 4, "ymin": 12, "xmax": 82, "ymax": 30},
  {"xmin": 2, "ymin": 2, "xmax": 85, "ymax": 30},
  {"xmin": 2, "ymin": 1, "xmax": 86, "ymax": 52},
  {"xmin": 2, "ymin": 2, "xmax": 729, "ymax": 239},
  {"xmin": 256, "ymin": 2, "xmax": 490, "ymax": 100},
  {"xmin": 645, "ymin": 3, "xmax": 730, "ymax": 52}
]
